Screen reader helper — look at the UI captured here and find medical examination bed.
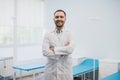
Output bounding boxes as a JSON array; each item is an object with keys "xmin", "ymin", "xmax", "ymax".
[
  {"xmin": 12, "ymin": 61, "xmax": 46, "ymax": 80},
  {"xmin": 73, "ymin": 58, "xmax": 99, "ymax": 80}
]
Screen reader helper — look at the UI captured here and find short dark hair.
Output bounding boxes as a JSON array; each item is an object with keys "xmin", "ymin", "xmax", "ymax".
[{"xmin": 54, "ymin": 9, "xmax": 66, "ymax": 16}]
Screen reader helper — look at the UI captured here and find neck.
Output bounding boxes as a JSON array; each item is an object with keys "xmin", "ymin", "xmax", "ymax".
[{"xmin": 56, "ymin": 26, "xmax": 63, "ymax": 31}]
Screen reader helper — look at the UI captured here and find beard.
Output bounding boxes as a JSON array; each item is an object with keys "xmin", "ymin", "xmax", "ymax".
[{"xmin": 55, "ymin": 21, "xmax": 65, "ymax": 29}]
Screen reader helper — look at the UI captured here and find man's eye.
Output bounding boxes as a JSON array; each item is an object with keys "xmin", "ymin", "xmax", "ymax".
[
  {"xmin": 55, "ymin": 16, "xmax": 59, "ymax": 18},
  {"xmin": 60, "ymin": 16, "xmax": 64, "ymax": 18}
]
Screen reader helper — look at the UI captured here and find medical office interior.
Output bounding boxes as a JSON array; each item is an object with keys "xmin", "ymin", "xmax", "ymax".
[{"xmin": 0, "ymin": 0, "xmax": 120, "ymax": 80}]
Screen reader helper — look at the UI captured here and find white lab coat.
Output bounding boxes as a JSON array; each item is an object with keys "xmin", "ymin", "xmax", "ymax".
[{"xmin": 42, "ymin": 28, "xmax": 74, "ymax": 80}]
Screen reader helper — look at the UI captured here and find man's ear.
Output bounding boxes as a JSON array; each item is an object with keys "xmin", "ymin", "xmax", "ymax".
[
  {"xmin": 65, "ymin": 17, "xmax": 66, "ymax": 21},
  {"xmin": 53, "ymin": 18, "xmax": 55, "ymax": 21}
]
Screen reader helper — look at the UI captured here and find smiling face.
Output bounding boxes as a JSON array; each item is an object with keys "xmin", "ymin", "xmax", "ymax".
[{"xmin": 54, "ymin": 11, "xmax": 66, "ymax": 30}]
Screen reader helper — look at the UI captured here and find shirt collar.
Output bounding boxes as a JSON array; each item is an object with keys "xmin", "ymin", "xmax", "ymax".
[{"xmin": 54, "ymin": 27, "xmax": 65, "ymax": 34}]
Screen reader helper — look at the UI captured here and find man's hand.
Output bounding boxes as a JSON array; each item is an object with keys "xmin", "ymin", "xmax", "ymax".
[
  {"xmin": 64, "ymin": 42, "xmax": 70, "ymax": 46},
  {"xmin": 49, "ymin": 46, "xmax": 54, "ymax": 51}
]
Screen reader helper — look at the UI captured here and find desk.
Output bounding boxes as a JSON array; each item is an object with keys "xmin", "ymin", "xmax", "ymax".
[{"xmin": 102, "ymin": 71, "xmax": 120, "ymax": 80}]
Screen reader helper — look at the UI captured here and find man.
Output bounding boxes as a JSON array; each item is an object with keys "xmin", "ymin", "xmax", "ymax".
[{"xmin": 42, "ymin": 9, "xmax": 74, "ymax": 80}]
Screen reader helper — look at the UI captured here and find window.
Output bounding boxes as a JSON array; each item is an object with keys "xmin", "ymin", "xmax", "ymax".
[
  {"xmin": 0, "ymin": 0, "xmax": 14, "ymax": 45},
  {"xmin": 0, "ymin": 0, "xmax": 44, "ymax": 59}
]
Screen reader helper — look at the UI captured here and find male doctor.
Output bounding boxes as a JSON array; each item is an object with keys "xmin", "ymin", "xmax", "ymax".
[{"xmin": 42, "ymin": 9, "xmax": 74, "ymax": 80}]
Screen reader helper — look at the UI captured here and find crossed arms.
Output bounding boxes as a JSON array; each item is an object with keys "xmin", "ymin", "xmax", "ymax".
[{"xmin": 42, "ymin": 34, "xmax": 74, "ymax": 57}]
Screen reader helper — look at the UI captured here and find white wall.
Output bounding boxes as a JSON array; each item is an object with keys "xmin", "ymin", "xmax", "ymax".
[{"xmin": 44, "ymin": 0, "xmax": 120, "ymax": 59}]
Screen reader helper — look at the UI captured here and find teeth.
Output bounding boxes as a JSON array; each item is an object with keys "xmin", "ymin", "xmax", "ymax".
[
  {"xmin": 57, "ymin": 22, "xmax": 61, "ymax": 24},
  {"xmin": 58, "ymin": 21, "xmax": 62, "ymax": 23}
]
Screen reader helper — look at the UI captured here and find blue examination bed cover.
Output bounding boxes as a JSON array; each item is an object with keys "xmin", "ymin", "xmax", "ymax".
[
  {"xmin": 13, "ymin": 62, "xmax": 46, "ymax": 71},
  {"xmin": 102, "ymin": 71, "xmax": 120, "ymax": 80},
  {"xmin": 73, "ymin": 58, "xmax": 99, "ymax": 77}
]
